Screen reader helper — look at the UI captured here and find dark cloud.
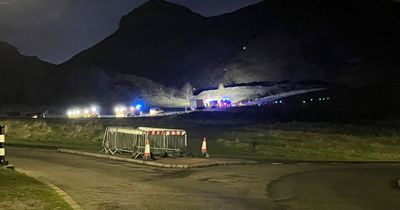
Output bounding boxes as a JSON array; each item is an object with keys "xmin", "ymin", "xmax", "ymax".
[{"xmin": 0, "ymin": 0, "xmax": 261, "ymax": 64}]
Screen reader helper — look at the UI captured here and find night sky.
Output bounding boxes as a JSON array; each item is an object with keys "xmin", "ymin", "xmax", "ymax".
[{"xmin": 0, "ymin": 0, "xmax": 261, "ymax": 64}]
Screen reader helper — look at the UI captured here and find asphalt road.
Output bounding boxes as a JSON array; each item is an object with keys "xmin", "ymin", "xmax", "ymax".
[{"xmin": 6, "ymin": 147, "xmax": 400, "ymax": 210}]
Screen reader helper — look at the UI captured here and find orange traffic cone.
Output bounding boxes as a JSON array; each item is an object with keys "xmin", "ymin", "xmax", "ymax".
[
  {"xmin": 143, "ymin": 139, "xmax": 151, "ymax": 160},
  {"xmin": 201, "ymin": 137, "xmax": 209, "ymax": 158}
]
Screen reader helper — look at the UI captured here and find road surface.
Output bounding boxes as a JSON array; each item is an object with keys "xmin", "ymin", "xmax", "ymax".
[{"xmin": 7, "ymin": 147, "xmax": 400, "ymax": 210}]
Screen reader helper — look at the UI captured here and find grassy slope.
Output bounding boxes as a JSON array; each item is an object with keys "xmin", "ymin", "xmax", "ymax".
[
  {"xmin": 0, "ymin": 168, "xmax": 72, "ymax": 210},
  {"xmin": 212, "ymin": 121, "xmax": 400, "ymax": 161},
  {"xmin": 1, "ymin": 118, "xmax": 400, "ymax": 161},
  {"xmin": 1, "ymin": 119, "xmax": 105, "ymax": 150}
]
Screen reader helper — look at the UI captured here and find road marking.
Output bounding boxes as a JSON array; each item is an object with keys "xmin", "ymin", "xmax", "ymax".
[{"xmin": 271, "ymin": 162, "xmax": 283, "ymax": 165}]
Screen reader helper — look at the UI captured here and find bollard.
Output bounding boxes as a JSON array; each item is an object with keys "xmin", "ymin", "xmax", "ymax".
[{"xmin": 0, "ymin": 125, "xmax": 7, "ymax": 166}]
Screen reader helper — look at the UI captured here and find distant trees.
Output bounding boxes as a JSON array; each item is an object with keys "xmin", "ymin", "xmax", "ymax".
[{"xmin": 181, "ymin": 82, "xmax": 193, "ymax": 101}]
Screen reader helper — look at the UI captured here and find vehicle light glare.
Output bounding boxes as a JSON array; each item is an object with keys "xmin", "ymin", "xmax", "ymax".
[{"xmin": 67, "ymin": 106, "xmax": 100, "ymax": 119}]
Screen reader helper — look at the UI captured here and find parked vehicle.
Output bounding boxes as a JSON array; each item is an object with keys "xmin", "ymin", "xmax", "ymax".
[{"xmin": 149, "ymin": 107, "xmax": 163, "ymax": 115}]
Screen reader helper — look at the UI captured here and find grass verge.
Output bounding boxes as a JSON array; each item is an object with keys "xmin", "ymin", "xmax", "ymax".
[
  {"xmin": 0, "ymin": 168, "xmax": 72, "ymax": 210},
  {"xmin": 0, "ymin": 119, "xmax": 103, "ymax": 150},
  {"xmin": 211, "ymin": 121, "xmax": 400, "ymax": 161},
  {"xmin": 1, "ymin": 119, "xmax": 400, "ymax": 161}
]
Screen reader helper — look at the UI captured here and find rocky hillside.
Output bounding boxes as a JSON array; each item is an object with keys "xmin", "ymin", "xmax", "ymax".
[
  {"xmin": 220, "ymin": 0, "xmax": 400, "ymax": 86},
  {"xmin": 0, "ymin": 41, "xmax": 56, "ymax": 106},
  {"xmin": 62, "ymin": 0, "xmax": 400, "ymax": 88},
  {"xmin": 61, "ymin": 0, "xmax": 265, "ymax": 87},
  {"xmin": 1, "ymin": 0, "xmax": 400, "ymax": 108}
]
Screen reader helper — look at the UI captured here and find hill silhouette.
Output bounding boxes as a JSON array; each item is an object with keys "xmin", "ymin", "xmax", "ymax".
[
  {"xmin": 0, "ymin": 41, "xmax": 56, "ymax": 106},
  {"xmin": 62, "ymin": 0, "xmax": 400, "ymax": 88},
  {"xmin": 1, "ymin": 0, "xmax": 400, "ymax": 109}
]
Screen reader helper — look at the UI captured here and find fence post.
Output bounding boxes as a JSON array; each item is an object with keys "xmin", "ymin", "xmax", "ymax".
[{"xmin": 0, "ymin": 125, "xmax": 7, "ymax": 166}]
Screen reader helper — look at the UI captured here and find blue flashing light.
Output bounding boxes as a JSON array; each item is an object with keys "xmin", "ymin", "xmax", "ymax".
[{"xmin": 131, "ymin": 98, "xmax": 146, "ymax": 111}]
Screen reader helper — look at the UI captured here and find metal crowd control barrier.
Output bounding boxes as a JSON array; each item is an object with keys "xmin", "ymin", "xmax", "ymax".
[{"xmin": 102, "ymin": 126, "xmax": 187, "ymax": 158}]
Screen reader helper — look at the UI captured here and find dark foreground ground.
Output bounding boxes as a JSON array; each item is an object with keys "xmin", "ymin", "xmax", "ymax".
[{"xmin": 7, "ymin": 147, "xmax": 400, "ymax": 210}]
